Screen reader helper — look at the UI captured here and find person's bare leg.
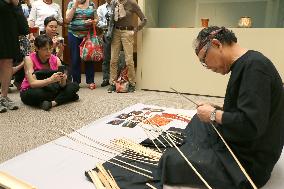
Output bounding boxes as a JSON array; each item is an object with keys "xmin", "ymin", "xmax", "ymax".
[
  {"xmin": 0, "ymin": 59, "xmax": 13, "ymax": 97},
  {"xmin": 0, "ymin": 59, "xmax": 18, "ymax": 110}
]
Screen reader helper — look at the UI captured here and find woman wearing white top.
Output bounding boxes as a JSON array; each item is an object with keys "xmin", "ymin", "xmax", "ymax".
[{"xmin": 28, "ymin": 0, "xmax": 63, "ymax": 32}]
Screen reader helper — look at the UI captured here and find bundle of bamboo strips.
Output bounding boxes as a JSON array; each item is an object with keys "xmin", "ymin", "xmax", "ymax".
[{"xmin": 87, "ymin": 164, "xmax": 120, "ymax": 189}]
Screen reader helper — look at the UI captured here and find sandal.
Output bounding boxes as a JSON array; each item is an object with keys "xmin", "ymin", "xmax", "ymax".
[{"xmin": 88, "ymin": 83, "xmax": 96, "ymax": 90}]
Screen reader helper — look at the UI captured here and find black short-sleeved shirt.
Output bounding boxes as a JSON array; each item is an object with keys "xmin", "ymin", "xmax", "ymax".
[{"xmin": 221, "ymin": 50, "xmax": 284, "ymax": 187}]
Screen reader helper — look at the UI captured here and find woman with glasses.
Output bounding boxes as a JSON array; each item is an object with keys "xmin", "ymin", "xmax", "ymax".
[
  {"xmin": 43, "ymin": 16, "xmax": 64, "ymax": 58},
  {"xmin": 20, "ymin": 35, "xmax": 79, "ymax": 111},
  {"xmin": 158, "ymin": 26, "xmax": 284, "ymax": 189}
]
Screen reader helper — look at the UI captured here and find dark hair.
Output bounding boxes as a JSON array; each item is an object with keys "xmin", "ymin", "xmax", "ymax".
[
  {"xmin": 194, "ymin": 26, "xmax": 237, "ymax": 55},
  {"xmin": 34, "ymin": 34, "xmax": 53, "ymax": 49},
  {"xmin": 44, "ymin": 16, "xmax": 58, "ymax": 27}
]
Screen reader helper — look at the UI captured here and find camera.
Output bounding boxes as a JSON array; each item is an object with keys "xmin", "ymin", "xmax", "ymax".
[
  {"xmin": 57, "ymin": 37, "xmax": 64, "ymax": 44},
  {"xmin": 105, "ymin": 13, "xmax": 110, "ymax": 22},
  {"xmin": 58, "ymin": 65, "xmax": 67, "ymax": 74}
]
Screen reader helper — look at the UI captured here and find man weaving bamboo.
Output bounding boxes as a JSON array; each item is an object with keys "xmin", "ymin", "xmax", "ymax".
[{"xmin": 157, "ymin": 26, "xmax": 284, "ymax": 189}]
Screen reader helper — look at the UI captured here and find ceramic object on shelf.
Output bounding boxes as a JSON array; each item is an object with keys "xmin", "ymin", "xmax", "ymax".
[
  {"xmin": 201, "ymin": 18, "xmax": 209, "ymax": 28},
  {"xmin": 238, "ymin": 16, "xmax": 252, "ymax": 28}
]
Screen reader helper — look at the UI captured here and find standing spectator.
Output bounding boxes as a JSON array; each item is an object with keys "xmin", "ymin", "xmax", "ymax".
[
  {"xmin": 0, "ymin": 0, "xmax": 20, "ymax": 113},
  {"xmin": 97, "ymin": 0, "xmax": 112, "ymax": 87},
  {"xmin": 28, "ymin": 0, "xmax": 63, "ymax": 34},
  {"xmin": 21, "ymin": 0, "xmax": 31, "ymax": 18},
  {"xmin": 13, "ymin": 0, "xmax": 32, "ymax": 90},
  {"xmin": 107, "ymin": 0, "xmax": 147, "ymax": 93},
  {"xmin": 66, "ymin": 0, "xmax": 98, "ymax": 90},
  {"xmin": 44, "ymin": 16, "xmax": 72, "ymax": 81},
  {"xmin": 44, "ymin": 16, "xmax": 64, "ymax": 58}
]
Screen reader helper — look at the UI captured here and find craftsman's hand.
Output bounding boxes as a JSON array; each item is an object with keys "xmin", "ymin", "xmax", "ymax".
[
  {"xmin": 197, "ymin": 102, "xmax": 223, "ymax": 110},
  {"xmin": 196, "ymin": 103, "xmax": 215, "ymax": 123}
]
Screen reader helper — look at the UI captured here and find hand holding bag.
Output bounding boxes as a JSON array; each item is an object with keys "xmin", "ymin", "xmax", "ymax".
[{"xmin": 79, "ymin": 26, "xmax": 104, "ymax": 62}]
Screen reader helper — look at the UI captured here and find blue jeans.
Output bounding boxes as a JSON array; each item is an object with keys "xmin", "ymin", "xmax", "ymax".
[{"xmin": 68, "ymin": 32, "xmax": 95, "ymax": 84}]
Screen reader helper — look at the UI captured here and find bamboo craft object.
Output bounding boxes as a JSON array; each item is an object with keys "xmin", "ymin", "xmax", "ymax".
[
  {"xmin": 96, "ymin": 164, "xmax": 120, "ymax": 189},
  {"xmin": 69, "ymin": 128, "xmax": 160, "ymax": 164},
  {"xmin": 58, "ymin": 131, "xmax": 153, "ymax": 174},
  {"xmin": 54, "ymin": 129, "xmax": 158, "ymax": 181},
  {"xmin": 55, "ymin": 143, "xmax": 154, "ymax": 179},
  {"xmin": 0, "ymin": 172, "xmax": 37, "ymax": 189},
  {"xmin": 87, "ymin": 170, "xmax": 105, "ymax": 189},
  {"xmin": 112, "ymin": 138, "xmax": 162, "ymax": 161},
  {"xmin": 135, "ymin": 106, "xmax": 212, "ymax": 188},
  {"xmin": 146, "ymin": 183, "xmax": 157, "ymax": 189},
  {"xmin": 210, "ymin": 123, "xmax": 257, "ymax": 189},
  {"xmin": 171, "ymin": 87, "xmax": 258, "ymax": 189},
  {"xmin": 166, "ymin": 133, "xmax": 213, "ymax": 189},
  {"xmin": 57, "ymin": 129, "xmax": 157, "ymax": 165}
]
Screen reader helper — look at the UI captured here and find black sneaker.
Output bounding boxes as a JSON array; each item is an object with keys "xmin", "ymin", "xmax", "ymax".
[
  {"xmin": 73, "ymin": 94, "xmax": 79, "ymax": 101},
  {"xmin": 128, "ymin": 84, "xmax": 136, "ymax": 93},
  {"xmin": 40, "ymin": 101, "xmax": 52, "ymax": 111},
  {"xmin": 0, "ymin": 103, "xmax": 7, "ymax": 113},
  {"xmin": 107, "ymin": 85, "xmax": 116, "ymax": 93},
  {"xmin": 101, "ymin": 80, "xmax": 110, "ymax": 87}
]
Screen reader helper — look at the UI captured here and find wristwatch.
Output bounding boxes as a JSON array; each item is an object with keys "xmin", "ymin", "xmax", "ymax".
[{"xmin": 210, "ymin": 109, "xmax": 217, "ymax": 122}]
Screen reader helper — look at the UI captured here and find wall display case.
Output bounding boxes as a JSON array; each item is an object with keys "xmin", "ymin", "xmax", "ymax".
[{"xmin": 136, "ymin": 0, "xmax": 284, "ymax": 97}]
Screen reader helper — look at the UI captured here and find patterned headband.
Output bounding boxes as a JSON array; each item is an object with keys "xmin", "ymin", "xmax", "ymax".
[{"xmin": 195, "ymin": 28, "xmax": 223, "ymax": 55}]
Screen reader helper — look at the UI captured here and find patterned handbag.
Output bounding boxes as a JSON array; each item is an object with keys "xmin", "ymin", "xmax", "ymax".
[
  {"xmin": 116, "ymin": 67, "xmax": 129, "ymax": 93},
  {"xmin": 79, "ymin": 26, "xmax": 104, "ymax": 62}
]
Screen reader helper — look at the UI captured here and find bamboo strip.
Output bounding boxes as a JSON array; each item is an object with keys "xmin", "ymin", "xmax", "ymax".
[
  {"xmin": 96, "ymin": 171, "xmax": 112, "ymax": 189},
  {"xmin": 97, "ymin": 164, "xmax": 119, "ymax": 189},
  {"xmin": 54, "ymin": 143, "xmax": 154, "ymax": 180},
  {"xmin": 88, "ymin": 170, "xmax": 105, "ymax": 189},
  {"xmin": 166, "ymin": 133, "xmax": 212, "ymax": 189},
  {"xmin": 107, "ymin": 170, "xmax": 120, "ymax": 189},
  {"xmin": 146, "ymin": 183, "xmax": 157, "ymax": 189},
  {"xmin": 210, "ymin": 123, "xmax": 258, "ymax": 189}
]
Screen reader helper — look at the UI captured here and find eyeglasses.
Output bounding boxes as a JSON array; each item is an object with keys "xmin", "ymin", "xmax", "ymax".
[{"xmin": 199, "ymin": 42, "xmax": 211, "ymax": 67}]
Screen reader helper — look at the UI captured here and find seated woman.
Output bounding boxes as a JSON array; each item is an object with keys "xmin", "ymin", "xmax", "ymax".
[{"xmin": 20, "ymin": 34, "xmax": 79, "ymax": 111}]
